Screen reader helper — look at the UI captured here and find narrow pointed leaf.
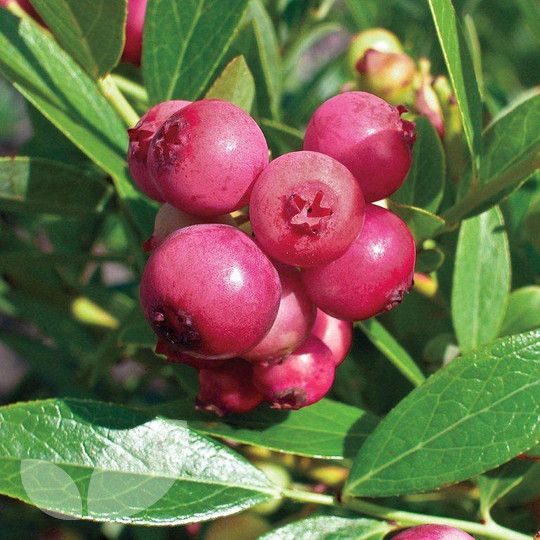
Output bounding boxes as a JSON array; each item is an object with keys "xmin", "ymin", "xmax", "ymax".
[
  {"xmin": 500, "ymin": 286, "xmax": 540, "ymax": 336},
  {"xmin": 357, "ymin": 319, "xmax": 426, "ymax": 387},
  {"xmin": 427, "ymin": 0, "xmax": 482, "ymax": 162},
  {"xmin": 344, "ymin": 330, "xmax": 540, "ymax": 497}
]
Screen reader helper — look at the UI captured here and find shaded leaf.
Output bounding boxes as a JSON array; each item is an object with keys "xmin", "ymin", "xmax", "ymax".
[
  {"xmin": 154, "ymin": 398, "xmax": 379, "ymax": 460},
  {"xmin": 259, "ymin": 118, "xmax": 303, "ymax": 156},
  {"xmin": 500, "ymin": 286, "xmax": 540, "ymax": 336},
  {"xmin": 30, "ymin": 0, "xmax": 126, "ymax": 78},
  {"xmin": 0, "ymin": 157, "xmax": 111, "ymax": 214},
  {"xmin": 387, "ymin": 201, "xmax": 446, "ymax": 243},
  {"xmin": 143, "ymin": 0, "xmax": 249, "ymax": 104},
  {"xmin": 357, "ymin": 319, "xmax": 425, "ymax": 387},
  {"xmin": 392, "ymin": 116, "xmax": 445, "ymax": 213}
]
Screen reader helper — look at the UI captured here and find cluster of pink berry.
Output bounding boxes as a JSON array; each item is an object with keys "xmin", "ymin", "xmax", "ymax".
[{"xmin": 129, "ymin": 91, "xmax": 417, "ymax": 416}]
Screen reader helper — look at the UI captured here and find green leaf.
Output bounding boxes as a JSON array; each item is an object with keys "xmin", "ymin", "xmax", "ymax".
[
  {"xmin": 447, "ymin": 91, "xmax": 540, "ymax": 221},
  {"xmin": 357, "ymin": 319, "xmax": 426, "ymax": 387},
  {"xmin": 427, "ymin": 0, "xmax": 482, "ymax": 163},
  {"xmin": 259, "ymin": 516, "xmax": 391, "ymax": 540},
  {"xmin": 30, "ymin": 0, "xmax": 127, "ymax": 78},
  {"xmin": 478, "ymin": 460, "xmax": 535, "ymax": 516},
  {"xmin": 415, "ymin": 246, "xmax": 445, "ymax": 273},
  {"xmin": 0, "ymin": 399, "xmax": 277, "ymax": 524},
  {"xmin": 0, "ymin": 10, "xmax": 154, "ymax": 235},
  {"xmin": 259, "ymin": 118, "xmax": 303, "ymax": 156},
  {"xmin": 500, "ymin": 286, "xmax": 540, "ymax": 336},
  {"xmin": 452, "ymin": 207, "xmax": 511, "ymax": 352},
  {"xmin": 344, "ymin": 330, "xmax": 540, "ymax": 497},
  {"xmin": 143, "ymin": 0, "xmax": 249, "ymax": 104},
  {"xmin": 246, "ymin": 0, "xmax": 282, "ymax": 119},
  {"xmin": 205, "ymin": 55, "xmax": 255, "ymax": 112},
  {"xmin": 392, "ymin": 117, "xmax": 446, "ymax": 213},
  {"xmin": 153, "ymin": 398, "xmax": 379, "ymax": 460},
  {"xmin": 387, "ymin": 201, "xmax": 446, "ymax": 243},
  {"xmin": 0, "ymin": 157, "xmax": 112, "ymax": 214}
]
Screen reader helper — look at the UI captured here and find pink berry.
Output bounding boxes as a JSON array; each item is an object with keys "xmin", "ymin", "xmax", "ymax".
[
  {"xmin": 128, "ymin": 100, "xmax": 190, "ymax": 201},
  {"xmin": 122, "ymin": 0, "xmax": 147, "ymax": 65},
  {"xmin": 143, "ymin": 203, "xmax": 235, "ymax": 251},
  {"xmin": 303, "ymin": 91, "xmax": 416, "ymax": 202},
  {"xmin": 148, "ymin": 99, "xmax": 269, "ymax": 216},
  {"xmin": 311, "ymin": 309, "xmax": 353, "ymax": 366},
  {"xmin": 301, "ymin": 204, "xmax": 415, "ymax": 321},
  {"xmin": 140, "ymin": 224, "xmax": 281, "ymax": 359},
  {"xmin": 393, "ymin": 525, "xmax": 474, "ymax": 540},
  {"xmin": 249, "ymin": 151, "xmax": 365, "ymax": 267},
  {"xmin": 252, "ymin": 335, "xmax": 335, "ymax": 410},
  {"xmin": 196, "ymin": 359, "xmax": 263, "ymax": 416},
  {"xmin": 244, "ymin": 264, "xmax": 316, "ymax": 362}
]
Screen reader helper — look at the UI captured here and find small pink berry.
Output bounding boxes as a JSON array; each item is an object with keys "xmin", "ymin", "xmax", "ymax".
[
  {"xmin": 128, "ymin": 100, "xmax": 190, "ymax": 201},
  {"xmin": 143, "ymin": 203, "xmax": 235, "ymax": 251},
  {"xmin": 244, "ymin": 264, "xmax": 316, "ymax": 362},
  {"xmin": 303, "ymin": 91, "xmax": 416, "ymax": 202},
  {"xmin": 249, "ymin": 151, "xmax": 365, "ymax": 267},
  {"xmin": 148, "ymin": 99, "xmax": 269, "ymax": 216},
  {"xmin": 252, "ymin": 335, "xmax": 335, "ymax": 410},
  {"xmin": 196, "ymin": 359, "xmax": 263, "ymax": 416},
  {"xmin": 301, "ymin": 204, "xmax": 416, "ymax": 321},
  {"xmin": 122, "ymin": 0, "xmax": 147, "ymax": 65},
  {"xmin": 311, "ymin": 309, "xmax": 353, "ymax": 366},
  {"xmin": 392, "ymin": 525, "xmax": 474, "ymax": 539},
  {"xmin": 140, "ymin": 224, "xmax": 281, "ymax": 359}
]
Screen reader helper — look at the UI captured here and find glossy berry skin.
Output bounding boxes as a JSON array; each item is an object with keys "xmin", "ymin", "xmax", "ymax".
[
  {"xmin": 302, "ymin": 205, "xmax": 416, "ymax": 321},
  {"xmin": 252, "ymin": 335, "xmax": 335, "ymax": 410},
  {"xmin": 244, "ymin": 264, "xmax": 316, "ymax": 362},
  {"xmin": 140, "ymin": 224, "xmax": 281, "ymax": 359},
  {"xmin": 312, "ymin": 309, "xmax": 353, "ymax": 366},
  {"xmin": 249, "ymin": 151, "xmax": 365, "ymax": 267},
  {"xmin": 122, "ymin": 0, "xmax": 147, "ymax": 65},
  {"xmin": 144, "ymin": 203, "xmax": 235, "ymax": 251},
  {"xmin": 148, "ymin": 99, "xmax": 269, "ymax": 216},
  {"xmin": 392, "ymin": 525, "xmax": 474, "ymax": 540},
  {"xmin": 196, "ymin": 359, "xmax": 263, "ymax": 416},
  {"xmin": 303, "ymin": 91, "xmax": 416, "ymax": 202},
  {"xmin": 128, "ymin": 100, "xmax": 190, "ymax": 201}
]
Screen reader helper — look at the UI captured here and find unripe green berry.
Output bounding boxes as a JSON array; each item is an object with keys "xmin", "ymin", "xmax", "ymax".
[{"xmin": 347, "ymin": 28, "xmax": 403, "ymax": 75}]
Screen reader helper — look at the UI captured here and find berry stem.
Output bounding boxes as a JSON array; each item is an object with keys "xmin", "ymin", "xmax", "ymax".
[
  {"xmin": 98, "ymin": 75, "xmax": 140, "ymax": 128},
  {"xmin": 280, "ymin": 489, "xmax": 531, "ymax": 540},
  {"xmin": 110, "ymin": 74, "xmax": 149, "ymax": 105}
]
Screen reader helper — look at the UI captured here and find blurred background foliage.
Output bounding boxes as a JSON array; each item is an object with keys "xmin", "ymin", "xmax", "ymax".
[{"xmin": 0, "ymin": 0, "xmax": 539, "ymax": 539}]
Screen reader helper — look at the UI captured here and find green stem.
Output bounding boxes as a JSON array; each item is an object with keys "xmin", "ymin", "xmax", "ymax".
[
  {"xmin": 98, "ymin": 75, "xmax": 140, "ymax": 127},
  {"xmin": 281, "ymin": 489, "xmax": 531, "ymax": 540},
  {"xmin": 110, "ymin": 74, "xmax": 149, "ymax": 105}
]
